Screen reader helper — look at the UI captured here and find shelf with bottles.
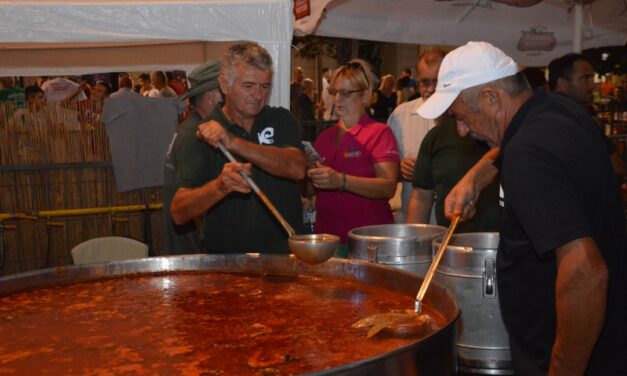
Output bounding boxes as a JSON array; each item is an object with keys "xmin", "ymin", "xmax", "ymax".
[{"xmin": 596, "ymin": 110, "xmax": 626, "ymax": 138}]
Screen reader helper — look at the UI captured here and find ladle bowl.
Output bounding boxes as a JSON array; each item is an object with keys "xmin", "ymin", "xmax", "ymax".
[{"xmin": 289, "ymin": 233, "xmax": 339, "ymax": 264}]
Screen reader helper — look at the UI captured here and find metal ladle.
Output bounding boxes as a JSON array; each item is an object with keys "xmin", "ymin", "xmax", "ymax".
[
  {"xmin": 217, "ymin": 143, "xmax": 339, "ymax": 264},
  {"xmin": 352, "ymin": 215, "xmax": 460, "ymax": 338}
]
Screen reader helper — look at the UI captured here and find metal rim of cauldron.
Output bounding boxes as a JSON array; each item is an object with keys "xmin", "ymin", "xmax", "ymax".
[
  {"xmin": 348, "ymin": 224, "xmax": 447, "ymax": 242},
  {"xmin": 348, "ymin": 224, "xmax": 448, "ymax": 269},
  {"xmin": 0, "ymin": 254, "xmax": 461, "ymax": 375}
]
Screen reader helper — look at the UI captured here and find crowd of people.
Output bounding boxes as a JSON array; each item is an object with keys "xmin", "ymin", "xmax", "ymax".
[
  {"xmin": 1, "ymin": 39, "xmax": 625, "ymax": 375},
  {"xmin": 0, "ymin": 70, "xmax": 189, "ymax": 129},
  {"xmin": 0, "ymin": 70, "xmax": 190, "ymax": 165},
  {"xmin": 289, "ymin": 63, "xmax": 423, "ymax": 123}
]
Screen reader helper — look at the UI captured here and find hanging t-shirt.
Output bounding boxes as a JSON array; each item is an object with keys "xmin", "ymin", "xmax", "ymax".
[
  {"xmin": 41, "ymin": 78, "xmax": 87, "ymax": 103},
  {"xmin": 101, "ymin": 95, "xmax": 179, "ymax": 192}
]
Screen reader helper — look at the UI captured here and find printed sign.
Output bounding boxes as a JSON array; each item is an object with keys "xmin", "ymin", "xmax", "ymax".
[{"xmin": 517, "ymin": 26, "xmax": 556, "ymax": 52}]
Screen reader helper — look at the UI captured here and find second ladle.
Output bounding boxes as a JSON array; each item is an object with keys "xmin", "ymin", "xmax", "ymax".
[
  {"xmin": 217, "ymin": 143, "xmax": 338, "ymax": 264},
  {"xmin": 352, "ymin": 215, "xmax": 460, "ymax": 338}
]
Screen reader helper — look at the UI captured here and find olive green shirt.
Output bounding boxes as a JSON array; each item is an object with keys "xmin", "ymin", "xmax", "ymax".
[{"xmin": 413, "ymin": 120, "xmax": 500, "ymax": 232}]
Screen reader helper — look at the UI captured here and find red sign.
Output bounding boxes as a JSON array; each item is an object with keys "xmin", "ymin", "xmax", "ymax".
[{"xmin": 294, "ymin": 0, "xmax": 311, "ymax": 20}]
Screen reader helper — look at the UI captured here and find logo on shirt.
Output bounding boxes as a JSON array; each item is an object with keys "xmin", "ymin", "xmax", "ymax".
[
  {"xmin": 343, "ymin": 147, "xmax": 362, "ymax": 159},
  {"xmin": 499, "ymin": 184, "xmax": 505, "ymax": 207},
  {"xmin": 258, "ymin": 127, "xmax": 274, "ymax": 145}
]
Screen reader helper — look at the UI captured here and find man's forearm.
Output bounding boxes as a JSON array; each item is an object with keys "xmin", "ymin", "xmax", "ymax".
[
  {"xmin": 472, "ymin": 147, "xmax": 500, "ymax": 191},
  {"xmin": 444, "ymin": 148, "xmax": 499, "ymax": 220},
  {"xmin": 170, "ymin": 180, "xmax": 227, "ymax": 225},
  {"xmin": 550, "ymin": 237, "xmax": 608, "ymax": 376},
  {"xmin": 406, "ymin": 188, "xmax": 434, "ymax": 224},
  {"xmin": 230, "ymin": 138, "xmax": 306, "ymax": 180}
]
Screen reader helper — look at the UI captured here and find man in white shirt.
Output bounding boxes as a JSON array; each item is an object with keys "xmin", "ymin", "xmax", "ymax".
[
  {"xmin": 320, "ymin": 67, "xmax": 336, "ymax": 121},
  {"xmin": 387, "ymin": 47, "xmax": 446, "ymax": 222}
]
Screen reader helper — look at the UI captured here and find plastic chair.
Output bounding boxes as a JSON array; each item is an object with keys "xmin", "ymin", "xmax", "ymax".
[{"xmin": 70, "ymin": 236, "xmax": 148, "ymax": 265}]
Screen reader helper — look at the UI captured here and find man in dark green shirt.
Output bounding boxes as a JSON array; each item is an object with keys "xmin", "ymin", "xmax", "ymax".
[
  {"xmin": 0, "ymin": 77, "xmax": 26, "ymax": 125},
  {"xmin": 171, "ymin": 42, "xmax": 306, "ymax": 253},
  {"xmin": 162, "ymin": 59, "xmax": 223, "ymax": 255},
  {"xmin": 410, "ymin": 119, "xmax": 500, "ymax": 232}
]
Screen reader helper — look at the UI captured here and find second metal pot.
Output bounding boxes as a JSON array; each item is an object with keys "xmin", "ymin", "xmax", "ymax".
[
  {"xmin": 348, "ymin": 224, "xmax": 447, "ymax": 276},
  {"xmin": 433, "ymin": 232, "xmax": 514, "ymax": 375}
]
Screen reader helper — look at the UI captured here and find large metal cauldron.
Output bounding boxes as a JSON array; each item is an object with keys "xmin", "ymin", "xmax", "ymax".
[
  {"xmin": 0, "ymin": 254, "xmax": 460, "ymax": 375},
  {"xmin": 348, "ymin": 224, "xmax": 447, "ymax": 276},
  {"xmin": 433, "ymin": 233, "xmax": 514, "ymax": 375}
]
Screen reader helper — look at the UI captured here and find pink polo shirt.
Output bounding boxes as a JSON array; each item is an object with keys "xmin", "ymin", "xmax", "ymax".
[{"xmin": 313, "ymin": 115, "xmax": 400, "ymax": 244}]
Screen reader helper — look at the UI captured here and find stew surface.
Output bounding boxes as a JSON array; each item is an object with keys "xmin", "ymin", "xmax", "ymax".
[{"xmin": 0, "ymin": 272, "xmax": 444, "ymax": 375}]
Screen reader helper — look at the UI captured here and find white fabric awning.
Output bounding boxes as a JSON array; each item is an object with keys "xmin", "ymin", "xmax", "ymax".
[
  {"xmin": 295, "ymin": 0, "xmax": 627, "ymax": 67},
  {"xmin": 0, "ymin": 0, "xmax": 294, "ymax": 107}
]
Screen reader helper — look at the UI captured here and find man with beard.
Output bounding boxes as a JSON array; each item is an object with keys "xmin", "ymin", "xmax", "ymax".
[
  {"xmin": 171, "ymin": 41, "xmax": 306, "ymax": 254},
  {"xmin": 548, "ymin": 53, "xmax": 626, "ymax": 182},
  {"xmin": 420, "ymin": 41, "xmax": 626, "ymax": 375}
]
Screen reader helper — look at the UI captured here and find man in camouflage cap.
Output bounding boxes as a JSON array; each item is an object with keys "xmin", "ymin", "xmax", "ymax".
[{"xmin": 162, "ymin": 59, "xmax": 223, "ymax": 254}]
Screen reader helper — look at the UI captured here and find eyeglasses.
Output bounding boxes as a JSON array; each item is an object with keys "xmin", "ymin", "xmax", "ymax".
[
  {"xmin": 419, "ymin": 78, "xmax": 438, "ymax": 87},
  {"xmin": 328, "ymin": 88, "xmax": 364, "ymax": 98}
]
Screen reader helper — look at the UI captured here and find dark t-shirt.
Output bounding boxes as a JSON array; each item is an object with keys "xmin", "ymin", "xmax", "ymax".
[
  {"xmin": 175, "ymin": 104, "xmax": 304, "ymax": 254},
  {"xmin": 296, "ymin": 92, "xmax": 315, "ymax": 121},
  {"xmin": 495, "ymin": 90, "xmax": 627, "ymax": 376},
  {"xmin": 413, "ymin": 120, "xmax": 500, "ymax": 232},
  {"xmin": 0, "ymin": 87, "xmax": 25, "ymax": 107},
  {"xmin": 0, "ymin": 87, "xmax": 26, "ymax": 121},
  {"xmin": 371, "ymin": 89, "xmax": 397, "ymax": 121},
  {"xmin": 290, "ymin": 82, "xmax": 302, "ymax": 114},
  {"xmin": 162, "ymin": 111, "xmax": 203, "ymax": 255}
]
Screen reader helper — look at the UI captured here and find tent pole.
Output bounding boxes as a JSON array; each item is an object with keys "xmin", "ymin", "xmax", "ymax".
[
  {"xmin": 351, "ymin": 39, "xmax": 359, "ymax": 60},
  {"xmin": 573, "ymin": 1, "xmax": 583, "ymax": 53}
]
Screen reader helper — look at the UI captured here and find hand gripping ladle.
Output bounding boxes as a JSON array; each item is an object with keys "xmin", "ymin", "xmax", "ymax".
[{"xmin": 217, "ymin": 142, "xmax": 338, "ymax": 264}]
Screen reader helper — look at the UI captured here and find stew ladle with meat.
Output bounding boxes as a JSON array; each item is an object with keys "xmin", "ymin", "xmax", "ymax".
[
  {"xmin": 218, "ymin": 143, "xmax": 339, "ymax": 264},
  {"xmin": 352, "ymin": 215, "xmax": 460, "ymax": 338}
]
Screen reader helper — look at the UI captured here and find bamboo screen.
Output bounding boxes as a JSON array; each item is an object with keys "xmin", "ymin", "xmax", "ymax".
[{"xmin": 0, "ymin": 100, "xmax": 165, "ymax": 276}]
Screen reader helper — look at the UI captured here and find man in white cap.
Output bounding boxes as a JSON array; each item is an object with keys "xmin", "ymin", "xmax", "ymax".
[
  {"xmin": 162, "ymin": 59, "xmax": 223, "ymax": 254},
  {"xmin": 418, "ymin": 41, "xmax": 626, "ymax": 375}
]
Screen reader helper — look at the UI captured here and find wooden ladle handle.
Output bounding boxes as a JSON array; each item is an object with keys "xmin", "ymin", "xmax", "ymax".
[
  {"xmin": 217, "ymin": 142, "xmax": 296, "ymax": 238},
  {"xmin": 414, "ymin": 215, "xmax": 460, "ymax": 313}
]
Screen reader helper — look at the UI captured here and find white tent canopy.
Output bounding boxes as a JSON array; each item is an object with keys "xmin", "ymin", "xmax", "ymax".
[
  {"xmin": 0, "ymin": 0, "xmax": 294, "ymax": 107},
  {"xmin": 296, "ymin": 0, "xmax": 627, "ymax": 67}
]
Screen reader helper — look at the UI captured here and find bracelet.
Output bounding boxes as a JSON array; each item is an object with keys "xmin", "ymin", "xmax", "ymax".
[{"xmin": 339, "ymin": 173, "xmax": 347, "ymax": 192}]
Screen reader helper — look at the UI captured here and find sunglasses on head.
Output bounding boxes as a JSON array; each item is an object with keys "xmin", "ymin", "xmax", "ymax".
[{"xmin": 343, "ymin": 61, "xmax": 370, "ymax": 88}]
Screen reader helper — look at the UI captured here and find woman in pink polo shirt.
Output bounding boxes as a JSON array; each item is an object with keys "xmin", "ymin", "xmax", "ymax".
[{"xmin": 306, "ymin": 59, "xmax": 400, "ymax": 256}]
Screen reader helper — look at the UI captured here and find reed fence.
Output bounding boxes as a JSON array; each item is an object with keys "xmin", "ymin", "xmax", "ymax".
[{"xmin": 0, "ymin": 100, "xmax": 165, "ymax": 276}]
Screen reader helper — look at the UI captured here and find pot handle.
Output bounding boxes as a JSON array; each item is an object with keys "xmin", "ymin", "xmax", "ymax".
[
  {"xmin": 483, "ymin": 258, "xmax": 496, "ymax": 298},
  {"xmin": 366, "ymin": 243, "xmax": 379, "ymax": 263}
]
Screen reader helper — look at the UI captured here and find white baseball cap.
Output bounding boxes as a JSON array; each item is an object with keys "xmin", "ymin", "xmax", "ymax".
[{"xmin": 417, "ymin": 41, "xmax": 518, "ymax": 119}]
